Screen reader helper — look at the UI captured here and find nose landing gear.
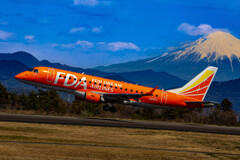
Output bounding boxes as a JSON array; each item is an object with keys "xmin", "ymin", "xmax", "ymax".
[{"xmin": 103, "ymin": 103, "xmax": 116, "ymax": 113}]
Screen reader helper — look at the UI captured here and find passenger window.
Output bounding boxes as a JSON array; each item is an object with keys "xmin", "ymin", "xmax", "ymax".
[
  {"xmin": 120, "ymin": 88, "xmax": 122, "ymax": 90},
  {"xmin": 115, "ymin": 86, "xmax": 117, "ymax": 89},
  {"xmin": 125, "ymin": 88, "xmax": 127, "ymax": 91},
  {"xmin": 141, "ymin": 92, "xmax": 143, "ymax": 94},
  {"xmin": 156, "ymin": 95, "xmax": 158, "ymax": 97},
  {"xmin": 136, "ymin": 91, "xmax": 138, "ymax": 93},
  {"xmin": 130, "ymin": 89, "xmax": 133, "ymax": 92},
  {"xmin": 89, "ymin": 81, "xmax": 92, "ymax": 83}
]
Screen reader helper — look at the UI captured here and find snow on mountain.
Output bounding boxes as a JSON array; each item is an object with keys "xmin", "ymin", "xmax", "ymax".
[
  {"xmin": 174, "ymin": 31, "xmax": 240, "ymax": 62},
  {"xmin": 145, "ymin": 53, "xmax": 168, "ymax": 63}
]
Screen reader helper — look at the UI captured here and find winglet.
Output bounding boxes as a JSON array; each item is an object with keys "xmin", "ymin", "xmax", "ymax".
[{"xmin": 147, "ymin": 86, "xmax": 158, "ymax": 95}]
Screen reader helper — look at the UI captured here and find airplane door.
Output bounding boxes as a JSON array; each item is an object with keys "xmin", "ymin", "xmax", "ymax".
[
  {"xmin": 47, "ymin": 68, "xmax": 55, "ymax": 82},
  {"xmin": 161, "ymin": 91, "xmax": 168, "ymax": 105}
]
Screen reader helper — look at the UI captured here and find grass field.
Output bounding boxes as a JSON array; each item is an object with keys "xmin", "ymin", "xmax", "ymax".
[{"xmin": 0, "ymin": 121, "xmax": 239, "ymax": 160}]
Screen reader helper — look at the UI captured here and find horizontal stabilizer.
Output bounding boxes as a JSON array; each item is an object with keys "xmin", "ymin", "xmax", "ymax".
[{"xmin": 185, "ymin": 101, "xmax": 218, "ymax": 107}]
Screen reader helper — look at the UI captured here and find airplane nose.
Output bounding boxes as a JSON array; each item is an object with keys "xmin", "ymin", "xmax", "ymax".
[{"xmin": 15, "ymin": 72, "xmax": 25, "ymax": 80}]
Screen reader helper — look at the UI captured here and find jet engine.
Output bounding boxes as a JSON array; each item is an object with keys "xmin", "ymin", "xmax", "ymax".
[
  {"xmin": 85, "ymin": 92, "xmax": 102, "ymax": 103},
  {"xmin": 75, "ymin": 92, "xmax": 104, "ymax": 103}
]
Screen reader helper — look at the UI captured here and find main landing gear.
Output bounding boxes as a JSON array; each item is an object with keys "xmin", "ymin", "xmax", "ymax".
[{"xmin": 103, "ymin": 103, "xmax": 116, "ymax": 113}]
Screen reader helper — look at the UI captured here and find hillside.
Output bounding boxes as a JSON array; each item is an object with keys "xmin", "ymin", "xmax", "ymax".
[
  {"xmin": 0, "ymin": 60, "xmax": 28, "ymax": 80},
  {"xmin": 206, "ymin": 79, "xmax": 240, "ymax": 111},
  {"xmin": 117, "ymin": 70, "xmax": 185, "ymax": 89}
]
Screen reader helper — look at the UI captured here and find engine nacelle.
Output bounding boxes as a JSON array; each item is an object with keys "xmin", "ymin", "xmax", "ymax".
[
  {"xmin": 75, "ymin": 92, "xmax": 104, "ymax": 103},
  {"xmin": 85, "ymin": 92, "xmax": 103, "ymax": 103}
]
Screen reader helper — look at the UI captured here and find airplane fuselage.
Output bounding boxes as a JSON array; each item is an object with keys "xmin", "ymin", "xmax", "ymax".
[{"xmin": 15, "ymin": 67, "xmax": 204, "ymax": 109}]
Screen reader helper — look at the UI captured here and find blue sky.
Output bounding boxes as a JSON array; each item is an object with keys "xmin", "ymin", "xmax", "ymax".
[{"xmin": 0, "ymin": 0, "xmax": 240, "ymax": 68}]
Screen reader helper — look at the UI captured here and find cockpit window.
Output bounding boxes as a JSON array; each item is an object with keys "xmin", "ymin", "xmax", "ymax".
[{"xmin": 33, "ymin": 69, "xmax": 39, "ymax": 73}]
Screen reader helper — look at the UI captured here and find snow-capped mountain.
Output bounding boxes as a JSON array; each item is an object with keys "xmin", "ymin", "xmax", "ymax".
[{"xmin": 96, "ymin": 31, "xmax": 240, "ymax": 81}]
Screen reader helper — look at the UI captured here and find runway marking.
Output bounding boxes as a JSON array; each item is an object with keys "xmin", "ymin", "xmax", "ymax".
[{"xmin": 0, "ymin": 140, "xmax": 239, "ymax": 157}]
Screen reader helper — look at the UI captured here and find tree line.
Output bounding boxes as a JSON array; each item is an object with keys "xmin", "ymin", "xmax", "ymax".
[{"xmin": 0, "ymin": 82, "xmax": 239, "ymax": 126}]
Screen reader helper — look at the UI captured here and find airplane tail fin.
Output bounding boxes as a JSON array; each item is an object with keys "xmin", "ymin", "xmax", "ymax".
[{"xmin": 167, "ymin": 66, "xmax": 218, "ymax": 101}]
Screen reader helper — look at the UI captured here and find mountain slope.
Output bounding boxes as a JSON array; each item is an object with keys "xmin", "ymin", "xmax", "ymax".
[
  {"xmin": 96, "ymin": 31, "xmax": 240, "ymax": 81},
  {"xmin": 104, "ymin": 75, "xmax": 134, "ymax": 84},
  {"xmin": 0, "ymin": 60, "xmax": 28, "ymax": 80},
  {"xmin": 117, "ymin": 70, "xmax": 186, "ymax": 89},
  {"xmin": 206, "ymin": 78, "xmax": 240, "ymax": 111},
  {"xmin": 0, "ymin": 51, "xmax": 39, "ymax": 68},
  {"xmin": 0, "ymin": 60, "xmax": 34, "ymax": 91}
]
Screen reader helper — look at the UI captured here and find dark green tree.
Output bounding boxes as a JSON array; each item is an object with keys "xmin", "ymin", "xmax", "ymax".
[
  {"xmin": 38, "ymin": 90, "xmax": 59, "ymax": 114},
  {"xmin": 37, "ymin": 90, "xmax": 67, "ymax": 115},
  {"xmin": 161, "ymin": 108, "xmax": 191, "ymax": 120},
  {"xmin": 71, "ymin": 100, "xmax": 82, "ymax": 114},
  {"xmin": 142, "ymin": 108, "xmax": 155, "ymax": 119},
  {"xmin": 7, "ymin": 93, "xmax": 18, "ymax": 109},
  {"xmin": 28, "ymin": 91, "xmax": 39, "ymax": 110},
  {"xmin": 18, "ymin": 93, "xmax": 28, "ymax": 110},
  {"xmin": 208, "ymin": 107, "xmax": 237, "ymax": 126},
  {"xmin": 71, "ymin": 99, "xmax": 100, "ymax": 116},
  {"xmin": 221, "ymin": 98, "xmax": 232, "ymax": 111},
  {"xmin": 0, "ymin": 82, "xmax": 8, "ymax": 108}
]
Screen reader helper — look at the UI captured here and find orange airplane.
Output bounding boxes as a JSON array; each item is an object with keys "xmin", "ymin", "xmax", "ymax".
[{"xmin": 15, "ymin": 66, "xmax": 218, "ymax": 113}]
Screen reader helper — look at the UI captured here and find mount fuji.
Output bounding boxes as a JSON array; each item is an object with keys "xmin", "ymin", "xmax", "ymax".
[{"xmin": 96, "ymin": 31, "xmax": 240, "ymax": 81}]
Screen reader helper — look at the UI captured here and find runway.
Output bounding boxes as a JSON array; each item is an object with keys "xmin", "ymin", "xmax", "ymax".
[{"xmin": 0, "ymin": 113, "xmax": 239, "ymax": 135}]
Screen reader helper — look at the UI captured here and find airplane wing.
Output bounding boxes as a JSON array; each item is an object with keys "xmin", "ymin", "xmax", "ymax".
[
  {"xmin": 185, "ymin": 101, "xmax": 219, "ymax": 107},
  {"xmin": 93, "ymin": 86, "xmax": 158, "ymax": 102}
]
